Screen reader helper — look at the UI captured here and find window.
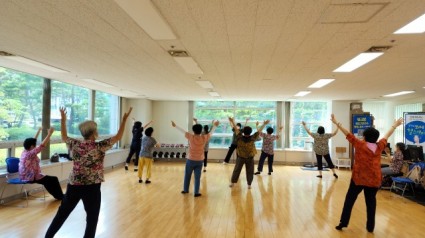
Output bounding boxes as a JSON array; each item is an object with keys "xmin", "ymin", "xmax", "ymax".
[
  {"xmin": 0, "ymin": 148, "xmax": 9, "ymax": 167},
  {"xmin": 95, "ymin": 91, "xmax": 119, "ymax": 136},
  {"xmin": 290, "ymin": 101, "xmax": 330, "ymax": 149},
  {"xmin": 194, "ymin": 101, "xmax": 277, "ymax": 148},
  {"xmin": 51, "ymin": 81, "xmax": 90, "ymax": 139},
  {"xmin": 0, "ymin": 66, "xmax": 43, "ymax": 142}
]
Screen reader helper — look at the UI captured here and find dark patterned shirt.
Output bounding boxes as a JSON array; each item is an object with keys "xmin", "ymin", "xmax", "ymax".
[
  {"xmin": 236, "ymin": 132, "xmax": 260, "ymax": 158},
  {"xmin": 311, "ymin": 133, "xmax": 332, "ymax": 155}
]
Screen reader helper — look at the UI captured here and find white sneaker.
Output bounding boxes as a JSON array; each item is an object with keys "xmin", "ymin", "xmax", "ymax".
[
  {"xmin": 229, "ymin": 183, "xmax": 234, "ymax": 187},
  {"xmin": 223, "ymin": 162, "xmax": 228, "ymax": 165}
]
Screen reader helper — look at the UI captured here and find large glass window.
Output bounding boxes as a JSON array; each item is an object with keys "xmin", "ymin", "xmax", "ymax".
[
  {"xmin": 194, "ymin": 101, "xmax": 277, "ymax": 148},
  {"xmin": 290, "ymin": 101, "xmax": 330, "ymax": 149},
  {"xmin": 95, "ymin": 91, "xmax": 118, "ymax": 136},
  {"xmin": 0, "ymin": 66, "xmax": 43, "ymax": 141},
  {"xmin": 51, "ymin": 81, "xmax": 90, "ymax": 139}
]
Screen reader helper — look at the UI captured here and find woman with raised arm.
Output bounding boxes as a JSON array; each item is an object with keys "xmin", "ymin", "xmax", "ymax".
[
  {"xmin": 302, "ymin": 121, "xmax": 339, "ymax": 178},
  {"xmin": 125, "ymin": 118, "xmax": 153, "ymax": 171},
  {"xmin": 331, "ymin": 114, "xmax": 403, "ymax": 233},
  {"xmin": 45, "ymin": 107, "xmax": 132, "ymax": 238},
  {"xmin": 172, "ymin": 119, "xmax": 219, "ymax": 197}
]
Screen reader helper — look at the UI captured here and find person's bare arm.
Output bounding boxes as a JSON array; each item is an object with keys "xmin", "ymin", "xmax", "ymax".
[
  {"xmin": 208, "ymin": 120, "xmax": 220, "ymax": 135},
  {"xmin": 301, "ymin": 121, "xmax": 313, "ymax": 137},
  {"xmin": 229, "ymin": 117, "xmax": 239, "ymax": 135},
  {"xmin": 111, "ymin": 107, "xmax": 133, "ymax": 144},
  {"xmin": 276, "ymin": 126, "xmax": 283, "ymax": 139},
  {"xmin": 40, "ymin": 128, "xmax": 54, "ymax": 147},
  {"xmin": 34, "ymin": 127, "xmax": 42, "ymax": 139},
  {"xmin": 257, "ymin": 120, "xmax": 270, "ymax": 132},
  {"xmin": 171, "ymin": 121, "xmax": 187, "ymax": 134},
  {"xmin": 331, "ymin": 127, "xmax": 339, "ymax": 137},
  {"xmin": 382, "ymin": 118, "xmax": 404, "ymax": 140},
  {"xmin": 330, "ymin": 114, "xmax": 350, "ymax": 136},
  {"xmin": 244, "ymin": 118, "xmax": 250, "ymax": 127},
  {"xmin": 143, "ymin": 120, "xmax": 153, "ymax": 128},
  {"xmin": 59, "ymin": 107, "xmax": 68, "ymax": 142}
]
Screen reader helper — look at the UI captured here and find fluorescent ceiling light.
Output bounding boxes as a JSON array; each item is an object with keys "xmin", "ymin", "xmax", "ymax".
[
  {"xmin": 81, "ymin": 78, "xmax": 114, "ymax": 88},
  {"xmin": 173, "ymin": 57, "xmax": 204, "ymax": 74},
  {"xmin": 5, "ymin": 56, "xmax": 68, "ymax": 73},
  {"xmin": 333, "ymin": 52, "xmax": 383, "ymax": 72},
  {"xmin": 196, "ymin": 80, "xmax": 213, "ymax": 89},
  {"xmin": 208, "ymin": 91, "xmax": 220, "ymax": 97},
  {"xmin": 383, "ymin": 91, "xmax": 415, "ymax": 97},
  {"xmin": 114, "ymin": 0, "xmax": 176, "ymax": 40},
  {"xmin": 294, "ymin": 91, "xmax": 311, "ymax": 97},
  {"xmin": 394, "ymin": 13, "xmax": 425, "ymax": 34},
  {"xmin": 308, "ymin": 79, "xmax": 335, "ymax": 88}
]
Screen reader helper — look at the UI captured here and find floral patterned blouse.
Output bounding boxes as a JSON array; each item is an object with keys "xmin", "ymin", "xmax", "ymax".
[
  {"xmin": 19, "ymin": 145, "xmax": 45, "ymax": 182},
  {"xmin": 390, "ymin": 150, "xmax": 404, "ymax": 173},
  {"xmin": 67, "ymin": 137, "xmax": 113, "ymax": 185},
  {"xmin": 260, "ymin": 132, "xmax": 278, "ymax": 155},
  {"xmin": 236, "ymin": 132, "xmax": 260, "ymax": 158}
]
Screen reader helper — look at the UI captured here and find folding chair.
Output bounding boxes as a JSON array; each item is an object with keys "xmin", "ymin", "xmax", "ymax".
[
  {"xmin": 0, "ymin": 157, "xmax": 45, "ymax": 207},
  {"xmin": 390, "ymin": 177, "xmax": 416, "ymax": 197}
]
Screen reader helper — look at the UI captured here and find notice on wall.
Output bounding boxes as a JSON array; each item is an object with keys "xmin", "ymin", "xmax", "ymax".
[
  {"xmin": 404, "ymin": 112, "xmax": 425, "ymax": 147},
  {"xmin": 352, "ymin": 114, "xmax": 373, "ymax": 139}
]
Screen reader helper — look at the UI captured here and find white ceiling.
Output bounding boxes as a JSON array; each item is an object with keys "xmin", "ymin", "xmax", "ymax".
[{"xmin": 0, "ymin": 0, "xmax": 425, "ymax": 102}]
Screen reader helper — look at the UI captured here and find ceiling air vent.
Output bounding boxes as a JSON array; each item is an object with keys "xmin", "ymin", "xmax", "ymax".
[
  {"xmin": 366, "ymin": 46, "xmax": 392, "ymax": 53},
  {"xmin": 168, "ymin": 50, "xmax": 189, "ymax": 57},
  {"xmin": 0, "ymin": 51, "xmax": 14, "ymax": 56}
]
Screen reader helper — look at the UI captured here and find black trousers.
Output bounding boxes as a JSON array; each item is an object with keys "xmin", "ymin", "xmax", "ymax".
[
  {"xmin": 257, "ymin": 151, "xmax": 274, "ymax": 173},
  {"xmin": 204, "ymin": 151, "xmax": 208, "ymax": 167},
  {"xmin": 125, "ymin": 143, "xmax": 141, "ymax": 166},
  {"xmin": 45, "ymin": 183, "xmax": 101, "ymax": 238},
  {"xmin": 339, "ymin": 180, "xmax": 379, "ymax": 231},
  {"xmin": 315, "ymin": 153, "xmax": 335, "ymax": 170},
  {"xmin": 33, "ymin": 175, "xmax": 63, "ymax": 200},
  {"xmin": 224, "ymin": 144, "xmax": 237, "ymax": 163}
]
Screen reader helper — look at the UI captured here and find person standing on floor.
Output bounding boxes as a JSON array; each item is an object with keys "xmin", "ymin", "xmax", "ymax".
[
  {"xmin": 19, "ymin": 127, "xmax": 64, "ymax": 200},
  {"xmin": 171, "ymin": 119, "xmax": 218, "ymax": 197},
  {"xmin": 138, "ymin": 127, "xmax": 160, "ymax": 184},
  {"xmin": 332, "ymin": 114, "xmax": 403, "ymax": 233},
  {"xmin": 223, "ymin": 118, "xmax": 249, "ymax": 164},
  {"xmin": 193, "ymin": 118, "xmax": 213, "ymax": 172},
  {"xmin": 125, "ymin": 118, "xmax": 152, "ymax": 172},
  {"xmin": 229, "ymin": 117, "xmax": 269, "ymax": 189},
  {"xmin": 45, "ymin": 107, "xmax": 132, "ymax": 238},
  {"xmin": 301, "ymin": 121, "xmax": 339, "ymax": 178},
  {"xmin": 255, "ymin": 124, "xmax": 283, "ymax": 176}
]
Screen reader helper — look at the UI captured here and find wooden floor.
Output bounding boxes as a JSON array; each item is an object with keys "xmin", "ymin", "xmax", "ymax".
[{"xmin": 1, "ymin": 162, "xmax": 425, "ymax": 238}]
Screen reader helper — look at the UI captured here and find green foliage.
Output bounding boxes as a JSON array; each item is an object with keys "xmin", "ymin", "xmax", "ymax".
[{"xmin": 5, "ymin": 127, "xmax": 39, "ymax": 141}]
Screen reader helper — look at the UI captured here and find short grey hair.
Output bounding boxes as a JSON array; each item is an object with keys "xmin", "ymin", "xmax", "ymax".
[{"xmin": 79, "ymin": 120, "xmax": 98, "ymax": 139}]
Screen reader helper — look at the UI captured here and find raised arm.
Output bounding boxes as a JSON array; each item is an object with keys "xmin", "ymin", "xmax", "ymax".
[
  {"xmin": 301, "ymin": 121, "xmax": 313, "ymax": 137},
  {"xmin": 244, "ymin": 117, "xmax": 250, "ymax": 127},
  {"xmin": 143, "ymin": 120, "xmax": 153, "ymax": 128},
  {"xmin": 171, "ymin": 121, "xmax": 187, "ymax": 134},
  {"xmin": 59, "ymin": 107, "xmax": 68, "ymax": 142},
  {"xmin": 34, "ymin": 127, "xmax": 42, "ymax": 139},
  {"xmin": 330, "ymin": 114, "xmax": 350, "ymax": 136},
  {"xmin": 40, "ymin": 128, "xmax": 54, "ymax": 147},
  {"xmin": 111, "ymin": 107, "xmax": 133, "ymax": 144},
  {"xmin": 229, "ymin": 117, "xmax": 239, "ymax": 135},
  {"xmin": 257, "ymin": 120, "xmax": 270, "ymax": 133},
  {"xmin": 331, "ymin": 127, "xmax": 339, "ymax": 137},
  {"xmin": 193, "ymin": 118, "xmax": 198, "ymax": 124},
  {"xmin": 382, "ymin": 118, "xmax": 404, "ymax": 140},
  {"xmin": 208, "ymin": 120, "xmax": 220, "ymax": 135},
  {"xmin": 276, "ymin": 126, "xmax": 283, "ymax": 139}
]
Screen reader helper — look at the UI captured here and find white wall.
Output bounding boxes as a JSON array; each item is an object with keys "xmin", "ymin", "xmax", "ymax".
[
  {"xmin": 122, "ymin": 98, "xmax": 153, "ymax": 147},
  {"xmin": 152, "ymin": 101, "xmax": 189, "ymax": 144},
  {"xmin": 330, "ymin": 101, "xmax": 351, "ymax": 159}
]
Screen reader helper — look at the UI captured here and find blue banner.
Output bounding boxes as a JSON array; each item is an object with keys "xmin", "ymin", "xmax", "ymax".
[{"xmin": 352, "ymin": 114, "xmax": 372, "ymax": 138}]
